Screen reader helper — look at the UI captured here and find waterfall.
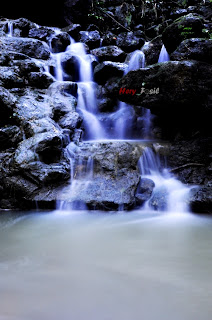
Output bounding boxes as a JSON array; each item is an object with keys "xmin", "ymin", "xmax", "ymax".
[
  {"xmin": 114, "ymin": 49, "xmax": 146, "ymax": 139},
  {"xmin": 44, "ymin": 27, "xmax": 191, "ymax": 213},
  {"xmin": 158, "ymin": 44, "xmax": 170, "ymax": 63},
  {"xmin": 127, "ymin": 50, "xmax": 145, "ymax": 71},
  {"xmin": 56, "ymin": 149, "xmax": 94, "ymax": 211},
  {"xmin": 7, "ymin": 21, "xmax": 13, "ymax": 37},
  {"xmin": 138, "ymin": 148, "xmax": 191, "ymax": 213},
  {"xmin": 60, "ymin": 40, "xmax": 105, "ymax": 140},
  {"xmin": 54, "ymin": 53, "xmax": 64, "ymax": 81}
]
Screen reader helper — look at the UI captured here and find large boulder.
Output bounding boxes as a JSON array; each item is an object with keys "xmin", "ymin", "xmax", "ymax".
[
  {"xmin": 27, "ymin": 72, "xmax": 54, "ymax": 88},
  {"xmin": 94, "ymin": 61, "xmax": 127, "ymax": 85},
  {"xmin": 60, "ymin": 53, "xmax": 81, "ymax": 81},
  {"xmin": 162, "ymin": 13, "xmax": 205, "ymax": 53},
  {"xmin": 189, "ymin": 185, "xmax": 212, "ymax": 214},
  {"xmin": 14, "ymin": 131, "xmax": 69, "ymax": 184},
  {"xmin": 52, "ymin": 141, "xmax": 149, "ymax": 210},
  {"xmin": 79, "ymin": 31, "xmax": 101, "ymax": 50},
  {"xmin": 91, "ymin": 46, "xmax": 126, "ymax": 62},
  {"xmin": 58, "ymin": 171, "xmax": 140, "ymax": 210},
  {"xmin": 142, "ymin": 36, "xmax": 163, "ymax": 66},
  {"xmin": 51, "ymin": 32, "xmax": 70, "ymax": 53},
  {"xmin": 28, "ymin": 26, "xmax": 55, "ymax": 42},
  {"xmin": 14, "ymin": 90, "xmax": 52, "ymax": 128},
  {"xmin": 34, "ymin": 141, "xmax": 162, "ymax": 210},
  {"xmin": 63, "ymin": 24, "xmax": 82, "ymax": 40},
  {"xmin": 0, "ymin": 37, "xmax": 50, "ymax": 60},
  {"xmin": 116, "ymin": 60, "xmax": 212, "ymax": 135},
  {"xmin": 171, "ymin": 38, "xmax": 212, "ymax": 64},
  {"xmin": 116, "ymin": 31, "xmax": 145, "ymax": 53},
  {"xmin": 0, "ymin": 84, "xmax": 78, "ymax": 208},
  {"xmin": 0, "ymin": 50, "xmax": 53, "ymax": 88}
]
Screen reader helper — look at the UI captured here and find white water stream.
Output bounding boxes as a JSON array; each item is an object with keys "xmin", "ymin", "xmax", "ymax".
[
  {"xmin": 158, "ymin": 44, "xmax": 170, "ymax": 63},
  {"xmin": 138, "ymin": 148, "xmax": 191, "ymax": 212}
]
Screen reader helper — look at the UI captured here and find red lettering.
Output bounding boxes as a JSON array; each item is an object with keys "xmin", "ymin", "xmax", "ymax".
[{"xmin": 119, "ymin": 87, "xmax": 126, "ymax": 94}]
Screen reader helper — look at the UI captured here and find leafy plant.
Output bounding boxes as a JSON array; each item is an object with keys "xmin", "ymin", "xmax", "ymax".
[{"xmin": 125, "ymin": 12, "xmax": 132, "ymax": 26}]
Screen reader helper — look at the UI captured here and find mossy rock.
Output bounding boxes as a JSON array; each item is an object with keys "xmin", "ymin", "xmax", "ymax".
[{"xmin": 162, "ymin": 13, "xmax": 205, "ymax": 53}]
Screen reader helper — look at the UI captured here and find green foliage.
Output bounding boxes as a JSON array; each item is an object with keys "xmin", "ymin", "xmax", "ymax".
[
  {"xmin": 182, "ymin": 27, "xmax": 192, "ymax": 31},
  {"xmin": 95, "ymin": 0, "xmax": 104, "ymax": 5},
  {"xmin": 88, "ymin": 12, "xmax": 104, "ymax": 20},
  {"xmin": 125, "ymin": 12, "xmax": 132, "ymax": 26},
  {"xmin": 179, "ymin": 26, "xmax": 195, "ymax": 39},
  {"xmin": 181, "ymin": 31, "xmax": 194, "ymax": 38},
  {"xmin": 92, "ymin": 0, "xmax": 104, "ymax": 5}
]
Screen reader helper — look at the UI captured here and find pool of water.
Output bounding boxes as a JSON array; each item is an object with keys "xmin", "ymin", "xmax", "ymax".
[{"xmin": 0, "ymin": 210, "xmax": 212, "ymax": 320}]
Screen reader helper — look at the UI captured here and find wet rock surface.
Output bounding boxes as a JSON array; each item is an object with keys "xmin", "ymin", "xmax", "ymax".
[
  {"xmin": 53, "ymin": 141, "xmax": 151, "ymax": 210},
  {"xmin": 94, "ymin": 61, "xmax": 127, "ymax": 85},
  {"xmin": 189, "ymin": 186, "xmax": 212, "ymax": 214},
  {"xmin": 0, "ymin": 37, "xmax": 51, "ymax": 60},
  {"xmin": 116, "ymin": 32, "xmax": 145, "ymax": 52},
  {"xmin": 117, "ymin": 60, "xmax": 212, "ymax": 137},
  {"xmin": 79, "ymin": 31, "xmax": 101, "ymax": 50},
  {"xmin": 162, "ymin": 13, "xmax": 205, "ymax": 53},
  {"xmin": 136, "ymin": 178, "xmax": 155, "ymax": 205},
  {"xmin": 170, "ymin": 38, "xmax": 212, "ymax": 64},
  {"xmin": 142, "ymin": 36, "xmax": 163, "ymax": 66},
  {"xmin": 91, "ymin": 46, "xmax": 126, "ymax": 63}
]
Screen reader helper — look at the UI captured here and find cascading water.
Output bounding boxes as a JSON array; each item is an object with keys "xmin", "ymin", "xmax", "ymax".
[
  {"xmin": 113, "ymin": 50, "xmax": 146, "ymax": 139},
  {"xmin": 7, "ymin": 21, "xmax": 13, "ymax": 37},
  {"xmin": 57, "ymin": 142, "xmax": 94, "ymax": 210},
  {"xmin": 138, "ymin": 147, "xmax": 191, "ymax": 212},
  {"xmin": 130, "ymin": 43, "xmax": 191, "ymax": 213},
  {"xmin": 158, "ymin": 44, "xmax": 170, "ymax": 63},
  {"xmin": 127, "ymin": 50, "xmax": 146, "ymax": 71},
  {"xmin": 31, "ymin": 26, "xmax": 190, "ymax": 213},
  {"xmin": 49, "ymin": 34, "xmax": 106, "ymax": 140}
]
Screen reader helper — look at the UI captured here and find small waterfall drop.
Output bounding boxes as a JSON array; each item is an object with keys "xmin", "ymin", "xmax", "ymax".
[
  {"xmin": 7, "ymin": 21, "xmax": 13, "ymax": 37},
  {"xmin": 57, "ymin": 143, "xmax": 94, "ymax": 211},
  {"xmin": 54, "ymin": 53, "xmax": 64, "ymax": 81},
  {"xmin": 138, "ymin": 148, "xmax": 191, "ymax": 213},
  {"xmin": 158, "ymin": 44, "xmax": 170, "ymax": 63},
  {"xmin": 127, "ymin": 50, "xmax": 145, "ymax": 71}
]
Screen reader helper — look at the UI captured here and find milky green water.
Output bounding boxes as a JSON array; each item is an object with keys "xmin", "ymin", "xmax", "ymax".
[{"xmin": 0, "ymin": 210, "xmax": 212, "ymax": 320}]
